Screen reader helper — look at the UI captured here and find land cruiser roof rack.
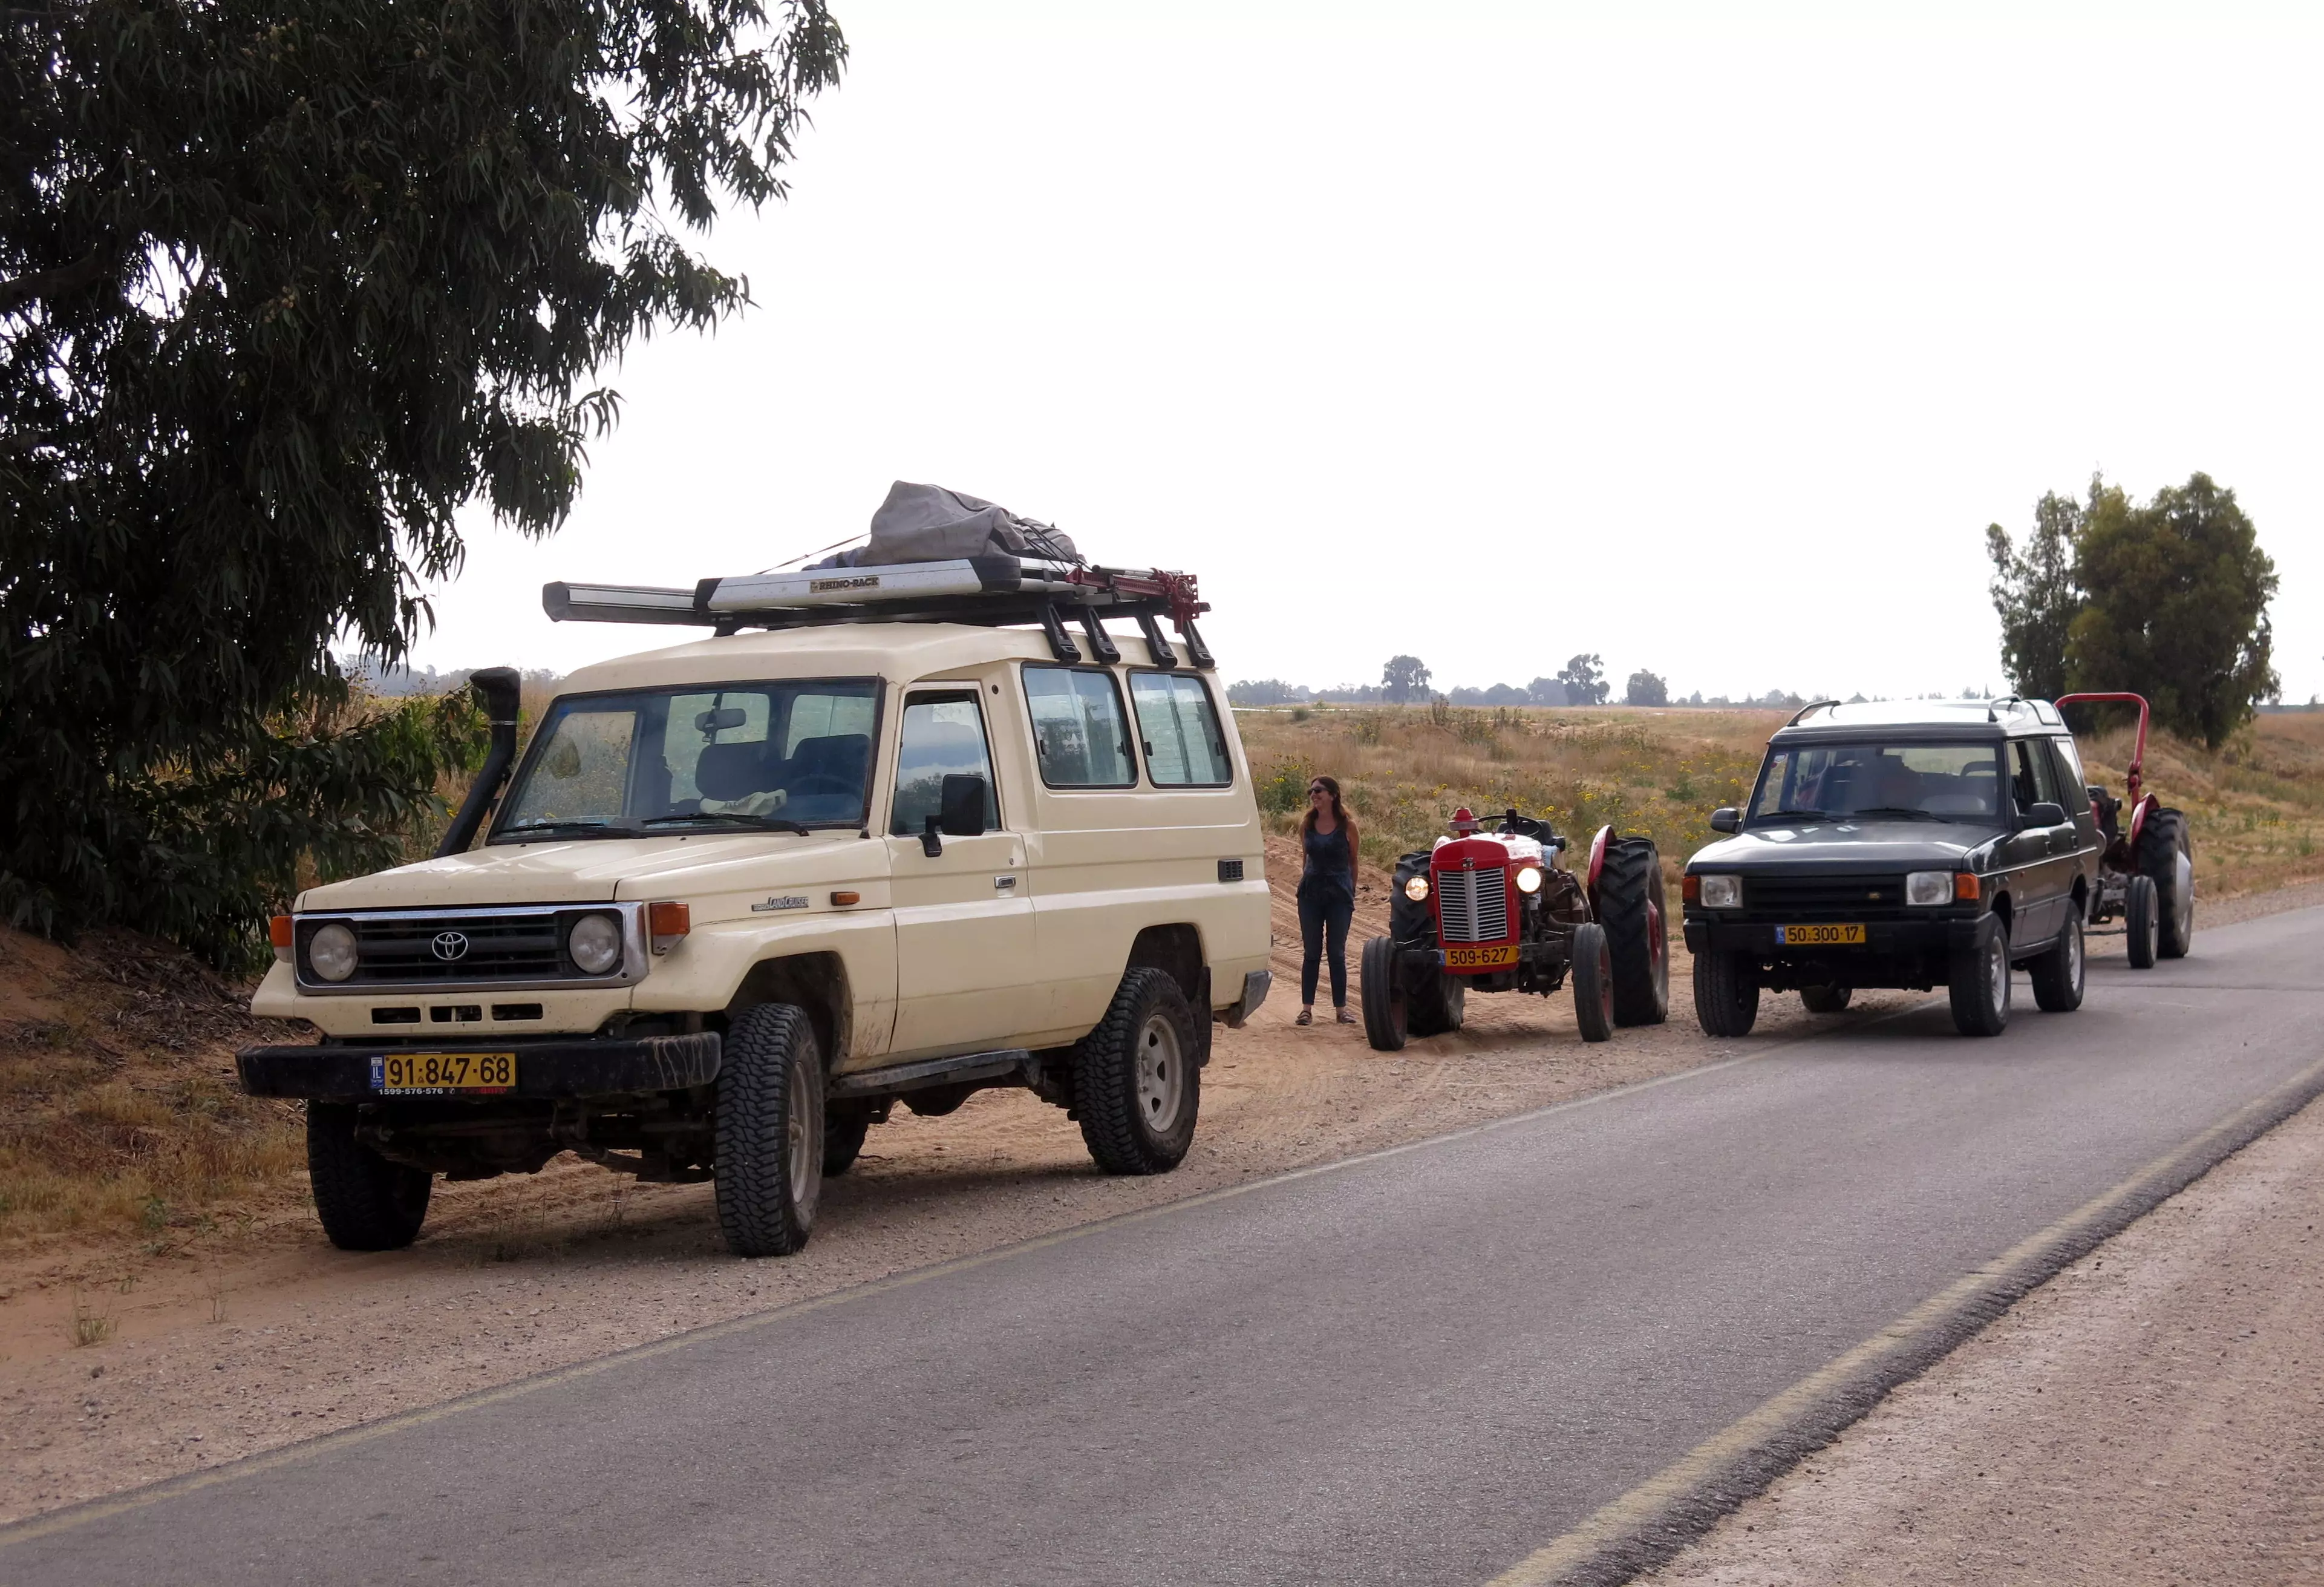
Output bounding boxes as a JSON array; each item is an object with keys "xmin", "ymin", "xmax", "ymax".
[{"xmin": 542, "ymin": 557, "xmax": 1216, "ymax": 669}]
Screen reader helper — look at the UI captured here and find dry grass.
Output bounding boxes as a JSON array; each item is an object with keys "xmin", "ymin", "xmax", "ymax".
[{"xmin": 1236, "ymin": 703, "xmax": 2324, "ymax": 901}]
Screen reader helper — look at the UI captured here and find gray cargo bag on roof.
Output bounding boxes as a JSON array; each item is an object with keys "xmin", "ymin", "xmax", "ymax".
[{"xmin": 812, "ymin": 481, "xmax": 1078, "ymax": 568}]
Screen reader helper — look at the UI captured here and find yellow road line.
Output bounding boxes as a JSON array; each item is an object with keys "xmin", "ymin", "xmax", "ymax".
[{"xmin": 1483, "ymin": 1053, "xmax": 2324, "ymax": 1587}]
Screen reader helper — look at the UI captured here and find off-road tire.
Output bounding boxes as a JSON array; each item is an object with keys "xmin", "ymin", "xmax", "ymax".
[
  {"xmin": 1571, "ymin": 921, "xmax": 1615, "ymax": 1043},
  {"xmin": 306, "ymin": 1102, "xmax": 432, "ymax": 1251},
  {"xmin": 1598, "ymin": 838, "xmax": 1671, "ymax": 1027},
  {"xmin": 1072, "ymin": 969, "xmax": 1200, "ymax": 1175},
  {"xmin": 1359, "ymin": 935, "xmax": 1408, "ymax": 1052},
  {"xmin": 715, "ymin": 1003, "xmax": 825, "ymax": 1257},
  {"xmin": 1692, "ymin": 951, "xmax": 1760, "ymax": 1038},
  {"xmin": 2124, "ymin": 871, "xmax": 2159, "ymax": 969},
  {"xmin": 2138, "ymin": 807, "xmax": 2195, "ymax": 960},
  {"xmin": 1800, "ymin": 984, "xmax": 1852, "ymax": 1013},
  {"xmin": 1948, "ymin": 914, "xmax": 2011, "ymax": 1037},
  {"xmin": 2029, "ymin": 909, "xmax": 2086, "ymax": 1013},
  {"xmin": 823, "ymin": 1104, "xmax": 873, "ymax": 1176},
  {"xmin": 1407, "ymin": 965, "xmax": 1466, "ymax": 1037}
]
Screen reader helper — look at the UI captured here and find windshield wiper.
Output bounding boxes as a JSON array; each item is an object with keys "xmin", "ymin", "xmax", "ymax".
[
  {"xmin": 1757, "ymin": 810, "xmax": 1837, "ymax": 823},
  {"xmin": 640, "ymin": 813, "xmax": 814, "ymax": 836},
  {"xmin": 497, "ymin": 819, "xmax": 643, "ymax": 840},
  {"xmin": 1848, "ymin": 806, "xmax": 1946, "ymax": 822}
]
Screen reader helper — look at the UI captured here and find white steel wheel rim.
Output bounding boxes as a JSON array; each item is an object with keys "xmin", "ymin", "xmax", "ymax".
[
  {"xmin": 787, "ymin": 1062, "xmax": 821, "ymax": 1209},
  {"xmin": 1135, "ymin": 1013, "xmax": 1184, "ymax": 1131}
]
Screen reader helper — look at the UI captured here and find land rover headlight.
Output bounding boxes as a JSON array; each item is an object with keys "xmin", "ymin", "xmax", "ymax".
[
  {"xmin": 567, "ymin": 912, "xmax": 624, "ymax": 975},
  {"xmin": 307, "ymin": 922, "xmax": 358, "ymax": 983},
  {"xmin": 1905, "ymin": 870, "xmax": 1956, "ymax": 907},
  {"xmin": 1698, "ymin": 874, "xmax": 1743, "ymax": 910},
  {"xmin": 1515, "ymin": 866, "xmax": 1544, "ymax": 894},
  {"xmin": 1404, "ymin": 875, "xmax": 1430, "ymax": 902}
]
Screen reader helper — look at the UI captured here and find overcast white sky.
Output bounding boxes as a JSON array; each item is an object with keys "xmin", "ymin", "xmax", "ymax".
[{"xmin": 407, "ymin": 0, "xmax": 2324, "ymax": 704}]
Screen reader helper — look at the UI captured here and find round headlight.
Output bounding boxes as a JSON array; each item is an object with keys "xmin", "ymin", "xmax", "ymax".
[
  {"xmin": 1515, "ymin": 865, "xmax": 1544, "ymax": 894},
  {"xmin": 1404, "ymin": 875, "xmax": 1430, "ymax": 902},
  {"xmin": 307, "ymin": 922, "xmax": 358, "ymax": 983},
  {"xmin": 567, "ymin": 912, "xmax": 624, "ymax": 975}
]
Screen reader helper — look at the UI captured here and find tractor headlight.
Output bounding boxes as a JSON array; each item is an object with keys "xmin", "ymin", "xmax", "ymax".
[
  {"xmin": 1698, "ymin": 874, "xmax": 1743, "ymax": 910},
  {"xmin": 1905, "ymin": 870, "xmax": 1956, "ymax": 907},
  {"xmin": 307, "ymin": 922, "xmax": 359, "ymax": 983},
  {"xmin": 567, "ymin": 912, "xmax": 625, "ymax": 975},
  {"xmin": 1404, "ymin": 875, "xmax": 1429, "ymax": 903},
  {"xmin": 1515, "ymin": 866, "xmax": 1544, "ymax": 894}
]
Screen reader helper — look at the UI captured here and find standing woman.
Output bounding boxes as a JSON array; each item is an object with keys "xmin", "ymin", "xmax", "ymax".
[{"xmin": 1297, "ymin": 776, "xmax": 1361, "ymax": 1026}]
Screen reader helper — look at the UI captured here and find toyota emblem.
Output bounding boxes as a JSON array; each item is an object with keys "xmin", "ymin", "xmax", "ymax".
[{"xmin": 430, "ymin": 931, "xmax": 471, "ymax": 962}]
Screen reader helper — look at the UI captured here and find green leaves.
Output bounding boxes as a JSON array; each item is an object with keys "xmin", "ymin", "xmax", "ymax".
[{"xmin": 2, "ymin": 0, "xmax": 845, "ymax": 961}]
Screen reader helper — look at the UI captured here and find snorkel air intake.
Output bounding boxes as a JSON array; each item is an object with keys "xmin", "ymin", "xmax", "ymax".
[{"xmin": 435, "ymin": 667, "xmax": 523, "ymax": 857}]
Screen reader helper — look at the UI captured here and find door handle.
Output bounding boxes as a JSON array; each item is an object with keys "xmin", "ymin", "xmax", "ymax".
[{"xmin": 994, "ymin": 875, "xmax": 1018, "ymax": 892}]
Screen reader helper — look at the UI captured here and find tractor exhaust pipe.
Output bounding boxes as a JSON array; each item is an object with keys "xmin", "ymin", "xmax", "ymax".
[{"xmin": 435, "ymin": 667, "xmax": 524, "ymax": 857}]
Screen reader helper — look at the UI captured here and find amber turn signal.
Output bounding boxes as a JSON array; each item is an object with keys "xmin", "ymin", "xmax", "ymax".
[
  {"xmin": 1953, "ymin": 872, "xmax": 1980, "ymax": 901},
  {"xmin": 648, "ymin": 901, "xmax": 690, "ymax": 953},
  {"xmin": 830, "ymin": 891, "xmax": 861, "ymax": 906},
  {"xmin": 269, "ymin": 914, "xmax": 294, "ymax": 948},
  {"xmin": 1681, "ymin": 874, "xmax": 1701, "ymax": 903}
]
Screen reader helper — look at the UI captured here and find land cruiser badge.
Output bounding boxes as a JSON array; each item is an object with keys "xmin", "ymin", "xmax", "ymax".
[{"xmin": 751, "ymin": 895, "xmax": 811, "ymax": 912}]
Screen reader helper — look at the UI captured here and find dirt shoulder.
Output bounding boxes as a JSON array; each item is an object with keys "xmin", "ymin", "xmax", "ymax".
[{"xmin": 1644, "ymin": 1088, "xmax": 2324, "ymax": 1587}]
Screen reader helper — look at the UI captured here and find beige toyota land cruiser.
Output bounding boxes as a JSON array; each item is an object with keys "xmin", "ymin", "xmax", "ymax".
[{"xmin": 238, "ymin": 557, "xmax": 1270, "ymax": 1258}]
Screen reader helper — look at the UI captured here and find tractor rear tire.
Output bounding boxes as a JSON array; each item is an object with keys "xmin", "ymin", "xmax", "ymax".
[
  {"xmin": 1800, "ymin": 984, "xmax": 1852, "ymax": 1013},
  {"xmin": 2029, "ymin": 910, "xmax": 2086, "ymax": 1013},
  {"xmin": 1598, "ymin": 837, "xmax": 1671, "ymax": 1027},
  {"xmin": 2138, "ymin": 807, "xmax": 2195, "ymax": 960},
  {"xmin": 715, "ymin": 1003, "xmax": 826, "ymax": 1257},
  {"xmin": 1359, "ymin": 935, "xmax": 1408, "ymax": 1052},
  {"xmin": 2124, "ymin": 872, "xmax": 2159, "ymax": 969},
  {"xmin": 306, "ymin": 1102, "xmax": 432, "ymax": 1252},
  {"xmin": 1408, "ymin": 967, "xmax": 1466, "ymax": 1037},
  {"xmin": 1948, "ymin": 914, "xmax": 2011, "ymax": 1038},
  {"xmin": 1072, "ymin": 969, "xmax": 1200, "ymax": 1176},
  {"xmin": 1571, "ymin": 921, "xmax": 1615, "ymax": 1043},
  {"xmin": 1692, "ymin": 951, "xmax": 1760, "ymax": 1038}
]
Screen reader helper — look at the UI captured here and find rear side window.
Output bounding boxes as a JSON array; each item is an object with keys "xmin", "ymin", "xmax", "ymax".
[
  {"xmin": 1129, "ymin": 673, "xmax": 1232, "ymax": 786},
  {"xmin": 1023, "ymin": 667, "xmax": 1136, "ymax": 787},
  {"xmin": 2049, "ymin": 735, "xmax": 2088, "ymax": 796}
]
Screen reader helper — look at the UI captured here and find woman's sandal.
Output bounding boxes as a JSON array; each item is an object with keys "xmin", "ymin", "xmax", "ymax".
[
  {"xmin": 1335, "ymin": 1007, "xmax": 1356, "ymax": 1024},
  {"xmin": 1295, "ymin": 1009, "xmax": 1313, "ymax": 1026}
]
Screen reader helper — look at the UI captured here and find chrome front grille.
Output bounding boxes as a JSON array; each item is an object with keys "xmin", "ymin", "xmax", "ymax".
[{"xmin": 1434, "ymin": 867, "xmax": 1510, "ymax": 943}]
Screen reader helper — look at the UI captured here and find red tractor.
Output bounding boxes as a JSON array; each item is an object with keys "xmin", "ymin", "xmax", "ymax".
[
  {"xmin": 2057, "ymin": 692, "xmax": 2195, "ymax": 967},
  {"xmin": 1359, "ymin": 807, "xmax": 1671, "ymax": 1050}
]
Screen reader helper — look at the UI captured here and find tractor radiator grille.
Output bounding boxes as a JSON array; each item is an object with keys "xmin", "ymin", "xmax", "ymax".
[{"xmin": 1435, "ymin": 868, "xmax": 1510, "ymax": 943}]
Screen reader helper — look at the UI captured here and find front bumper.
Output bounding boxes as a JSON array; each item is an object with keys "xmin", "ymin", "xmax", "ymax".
[
  {"xmin": 237, "ymin": 1033, "xmax": 722, "ymax": 1102},
  {"xmin": 1683, "ymin": 915, "xmax": 1983, "ymax": 957}
]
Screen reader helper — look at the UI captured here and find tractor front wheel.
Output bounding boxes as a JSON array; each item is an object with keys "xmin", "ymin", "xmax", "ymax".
[
  {"xmin": 2124, "ymin": 872, "xmax": 2159, "ymax": 969},
  {"xmin": 1570, "ymin": 921, "xmax": 1615, "ymax": 1043},
  {"xmin": 1359, "ymin": 935, "xmax": 1408, "ymax": 1051}
]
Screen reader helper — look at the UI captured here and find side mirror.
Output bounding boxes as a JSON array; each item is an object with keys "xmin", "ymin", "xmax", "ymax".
[
  {"xmin": 1709, "ymin": 807, "xmax": 1740, "ymax": 834},
  {"xmin": 2025, "ymin": 801, "xmax": 2065, "ymax": 829},
  {"xmin": 939, "ymin": 774, "xmax": 989, "ymax": 838}
]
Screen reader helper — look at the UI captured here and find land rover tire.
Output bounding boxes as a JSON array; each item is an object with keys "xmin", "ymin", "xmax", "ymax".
[
  {"xmin": 2124, "ymin": 872, "xmax": 2159, "ymax": 969},
  {"xmin": 1359, "ymin": 935, "xmax": 1408, "ymax": 1052},
  {"xmin": 1800, "ymin": 984, "xmax": 1852, "ymax": 1013},
  {"xmin": 306, "ymin": 1102, "xmax": 432, "ymax": 1251},
  {"xmin": 1692, "ymin": 951, "xmax": 1760, "ymax": 1038},
  {"xmin": 1598, "ymin": 838, "xmax": 1671, "ymax": 1026},
  {"xmin": 1073, "ymin": 969, "xmax": 1200, "ymax": 1175},
  {"xmin": 2138, "ymin": 807, "xmax": 2195, "ymax": 960},
  {"xmin": 1406, "ymin": 964, "xmax": 1466, "ymax": 1038},
  {"xmin": 1948, "ymin": 914, "xmax": 2011, "ymax": 1038},
  {"xmin": 1571, "ymin": 921, "xmax": 1616, "ymax": 1043},
  {"xmin": 715, "ymin": 1003, "xmax": 825, "ymax": 1257},
  {"xmin": 2029, "ymin": 909, "xmax": 2086, "ymax": 1013}
]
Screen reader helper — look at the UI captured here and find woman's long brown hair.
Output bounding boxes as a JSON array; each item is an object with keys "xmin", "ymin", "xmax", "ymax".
[{"xmin": 1303, "ymin": 774, "xmax": 1359, "ymax": 852}]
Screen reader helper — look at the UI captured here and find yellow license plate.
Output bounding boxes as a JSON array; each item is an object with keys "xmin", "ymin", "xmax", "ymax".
[
  {"xmin": 372, "ymin": 1052, "xmax": 517, "ymax": 1095},
  {"xmin": 1445, "ymin": 943, "xmax": 1519, "ymax": 969},
  {"xmin": 1776, "ymin": 923, "xmax": 1867, "ymax": 946}
]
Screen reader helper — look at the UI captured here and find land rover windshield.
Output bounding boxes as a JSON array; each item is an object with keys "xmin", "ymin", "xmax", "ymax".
[
  {"xmin": 1746, "ymin": 741, "xmax": 2003, "ymax": 825},
  {"xmin": 493, "ymin": 679, "xmax": 878, "ymax": 840}
]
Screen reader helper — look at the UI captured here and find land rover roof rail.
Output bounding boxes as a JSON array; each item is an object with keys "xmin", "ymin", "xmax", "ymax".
[{"xmin": 541, "ymin": 557, "xmax": 1216, "ymax": 669}]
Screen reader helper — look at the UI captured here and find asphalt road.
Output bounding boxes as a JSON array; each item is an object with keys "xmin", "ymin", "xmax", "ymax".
[{"xmin": 10, "ymin": 908, "xmax": 2323, "ymax": 1587}]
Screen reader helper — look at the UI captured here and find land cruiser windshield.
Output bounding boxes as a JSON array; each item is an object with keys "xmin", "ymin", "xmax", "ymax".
[
  {"xmin": 495, "ymin": 679, "xmax": 878, "ymax": 840},
  {"xmin": 1747, "ymin": 741, "xmax": 2003, "ymax": 825}
]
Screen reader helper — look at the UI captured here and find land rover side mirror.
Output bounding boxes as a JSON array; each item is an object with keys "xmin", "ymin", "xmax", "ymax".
[
  {"xmin": 939, "ymin": 774, "xmax": 989, "ymax": 838},
  {"xmin": 1709, "ymin": 807, "xmax": 1740, "ymax": 834},
  {"xmin": 2024, "ymin": 800, "xmax": 2066, "ymax": 829}
]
